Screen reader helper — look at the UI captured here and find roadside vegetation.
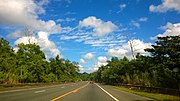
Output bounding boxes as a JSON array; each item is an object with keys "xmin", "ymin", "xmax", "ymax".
[
  {"xmin": 89, "ymin": 35, "xmax": 180, "ymax": 96},
  {"xmin": 114, "ymin": 86, "xmax": 180, "ymax": 101},
  {"xmin": 0, "ymin": 38, "xmax": 81, "ymax": 84}
]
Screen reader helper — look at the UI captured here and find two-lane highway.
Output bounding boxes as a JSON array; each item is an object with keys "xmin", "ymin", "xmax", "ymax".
[{"xmin": 0, "ymin": 81, "xmax": 154, "ymax": 101}]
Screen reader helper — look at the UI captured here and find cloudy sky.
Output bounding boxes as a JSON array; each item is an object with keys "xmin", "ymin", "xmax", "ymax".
[{"xmin": 0, "ymin": 0, "xmax": 180, "ymax": 73}]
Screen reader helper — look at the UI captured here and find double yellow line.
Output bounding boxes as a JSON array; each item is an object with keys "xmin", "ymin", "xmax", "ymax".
[{"xmin": 51, "ymin": 83, "xmax": 89, "ymax": 101}]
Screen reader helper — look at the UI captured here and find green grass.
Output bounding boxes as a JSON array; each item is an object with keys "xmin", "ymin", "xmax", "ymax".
[{"xmin": 113, "ymin": 86, "xmax": 180, "ymax": 101}]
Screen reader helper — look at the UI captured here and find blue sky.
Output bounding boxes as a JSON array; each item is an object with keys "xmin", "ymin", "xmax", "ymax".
[{"xmin": 0, "ymin": 0, "xmax": 180, "ymax": 73}]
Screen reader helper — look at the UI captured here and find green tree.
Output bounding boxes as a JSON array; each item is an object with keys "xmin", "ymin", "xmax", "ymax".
[
  {"xmin": 16, "ymin": 44, "xmax": 46, "ymax": 83},
  {"xmin": 145, "ymin": 35, "xmax": 180, "ymax": 88},
  {"xmin": 0, "ymin": 38, "xmax": 17, "ymax": 84}
]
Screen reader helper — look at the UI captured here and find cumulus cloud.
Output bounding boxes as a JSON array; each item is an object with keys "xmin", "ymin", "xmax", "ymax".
[
  {"xmin": 96, "ymin": 56, "xmax": 108, "ymax": 67},
  {"xmin": 79, "ymin": 16, "xmax": 117, "ymax": 36},
  {"xmin": 79, "ymin": 65, "xmax": 97, "ymax": 73},
  {"xmin": 0, "ymin": 0, "xmax": 61, "ymax": 33},
  {"xmin": 84, "ymin": 53, "xmax": 94, "ymax": 59},
  {"xmin": 107, "ymin": 39, "xmax": 152, "ymax": 59},
  {"xmin": 98, "ymin": 56, "xmax": 108, "ymax": 63},
  {"xmin": 15, "ymin": 36, "xmax": 38, "ymax": 45},
  {"xmin": 149, "ymin": 0, "xmax": 180, "ymax": 13},
  {"xmin": 15, "ymin": 31, "xmax": 62, "ymax": 58},
  {"xmin": 92, "ymin": 56, "xmax": 108, "ymax": 72},
  {"xmin": 80, "ymin": 58, "xmax": 87, "ymax": 64},
  {"xmin": 151, "ymin": 22, "xmax": 180, "ymax": 40},
  {"xmin": 107, "ymin": 49, "xmax": 128, "ymax": 57},
  {"xmin": 78, "ymin": 64, "xmax": 98, "ymax": 73},
  {"xmin": 38, "ymin": 31, "xmax": 61, "ymax": 57},
  {"xmin": 1, "ymin": 0, "xmax": 62, "ymax": 57}
]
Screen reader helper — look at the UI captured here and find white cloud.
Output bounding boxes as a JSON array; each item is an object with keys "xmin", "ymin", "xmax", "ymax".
[
  {"xmin": 149, "ymin": 0, "xmax": 180, "ymax": 13},
  {"xmin": 92, "ymin": 56, "xmax": 108, "ymax": 72},
  {"xmin": 119, "ymin": 4, "xmax": 127, "ymax": 11},
  {"xmin": 78, "ymin": 64, "xmax": 84, "ymax": 71},
  {"xmin": 139, "ymin": 17, "xmax": 148, "ymax": 22},
  {"xmin": 78, "ymin": 64, "xmax": 97, "ymax": 73},
  {"xmin": 79, "ymin": 67, "xmax": 96, "ymax": 73},
  {"xmin": 15, "ymin": 31, "xmax": 62, "ymax": 58},
  {"xmin": 107, "ymin": 39, "xmax": 152, "ymax": 59},
  {"xmin": 130, "ymin": 17, "xmax": 148, "ymax": 28},
  {"xmin": 58, "ymin": 27, "xmax": 126, "ymax": 50},
  {"xmin": 151, "ymin": 22, "xmax": 180, "ymax": 40},
  {"xmin": 38, "ymin": 31, "xmax": 61, "ymax": 57},
  {"xmin": 107, "ymin": 49, "xmax": 128, "ymax": 57},
  {"xmin": 60, "ymin": 26, "xmax": 74, "ymax": 34},
  {"xmin": 56, "ymin": 18, "xmax": 76, "ymax": 22},
  {"xmin": 84, "ymin": 53, "xmax": 94, "ymax": 59},
  {"xmin": 98, "ymin": 56, "xmax": 108, "ymax": 63},
  {"xmin": 79, "ymin": 16, "xmax": 117, "ymax": 36},
  {"xmin": 15, "ymin": 36, "xmax": 38, "ymax": 45},
  {"xmin": 80, "ymin": 58, "xmax": 87, "ymax": 64},
  {"xmin": 60, "ymin": 35, "xmax": 79, "ymax": 40},
  {"xmin": 131, "ymin": 20, "xmax": 140, "ymax": 28},
  {"xmin": 96, "ymin": 56, "xmax": 108, "ymax": 67},
  {"xmin": 0, "ymin": 0, "xmax": 61, "ymax": 33},
  {"xmin": 1, "ymin": 0, "xmax": 62, "ymax": 57}
]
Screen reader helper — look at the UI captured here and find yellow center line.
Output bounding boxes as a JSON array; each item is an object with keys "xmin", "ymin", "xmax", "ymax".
[{"xmin": 51, "ymin": 83, "xmax": 89, "ymax": 101}]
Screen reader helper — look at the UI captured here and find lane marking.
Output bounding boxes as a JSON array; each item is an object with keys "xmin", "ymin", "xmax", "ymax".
[
  {"xmin": 51, "ymin": 83, "xmax": 89, "ymax": 101},
  {"xmin": 34, "ymin": 90, "xmax": 46, "ymax": 93},
  {"xmin": 95, "ymin": 83, "xmax": 119, "ymax": 101},
  {"xmin": 0, "ymin": 82, "xmax": 81, "ymax": 94},
  {"xmin": 0, "ymin": 85, "xmax": 63, "ymax": 94}
]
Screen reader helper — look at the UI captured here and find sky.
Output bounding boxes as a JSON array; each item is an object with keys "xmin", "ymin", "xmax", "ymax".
[{"xmin": 0, "ymin": 0, "xmax": 180, "ymax": 73}]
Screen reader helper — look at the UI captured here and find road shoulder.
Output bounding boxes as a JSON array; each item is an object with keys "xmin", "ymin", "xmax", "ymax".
[{"xmin": 99, "ymin": 84, "xmax": 154, "ymax": 101}]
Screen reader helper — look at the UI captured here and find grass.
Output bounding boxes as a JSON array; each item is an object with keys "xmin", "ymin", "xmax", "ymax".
[{"xmin": 113, "ymin": 86, "xmax": 180, "ymax": 101}]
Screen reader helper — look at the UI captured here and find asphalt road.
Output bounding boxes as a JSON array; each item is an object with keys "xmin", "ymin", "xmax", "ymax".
[{"xmin": 0, "ymin": 81, "xmax": 154, "ymax": 101}]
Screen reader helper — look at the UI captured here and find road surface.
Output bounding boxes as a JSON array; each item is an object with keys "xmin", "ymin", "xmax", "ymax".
[{"xmin": 0, "ymin": 81, "xmax": 154, "ymax": 101}]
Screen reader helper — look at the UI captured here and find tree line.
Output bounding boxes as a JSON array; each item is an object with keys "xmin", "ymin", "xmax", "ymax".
[
  {"xmin": 0, "ymin": 38, "xmax": 80, "ymax": 84},
  {"xmin": 90, "ymin": 35, "xmax": 180, "ymax": 89}
]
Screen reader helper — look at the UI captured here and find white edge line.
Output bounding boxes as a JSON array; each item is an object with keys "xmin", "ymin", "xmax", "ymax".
[{"xmin": 95, "ymin": 83, "xmax": 119, "ymax": 101}]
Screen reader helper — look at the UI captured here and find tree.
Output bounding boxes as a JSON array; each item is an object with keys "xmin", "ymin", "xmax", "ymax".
[
  {"xmin": 0, "ymin": 38, "xmax": 17, "ymax": 84},
  {"xmin": 145, "ymin": 35, "xmax": 180, "ymax": 88},
  {"xmin": 145, "ymin": 35, "xmax": 180, "ymax": 72},
  {"xmin": 0, "ymin": 38, "xmax": 81, "ymax": 83},
  {"xmin": 16, "ymin": 43, "xmax": 46, "ymax": 83}
]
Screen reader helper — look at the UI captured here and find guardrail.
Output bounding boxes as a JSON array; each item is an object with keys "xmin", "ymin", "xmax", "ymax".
[{"xmin": 113, "ymin": 83, "xmax": 180, "ymax": 97}]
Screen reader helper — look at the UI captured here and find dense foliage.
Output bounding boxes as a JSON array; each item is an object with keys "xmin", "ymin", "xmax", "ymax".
[
  {"xmin": 0, "ymin": 38, "xmax": 80, "ymax": 84},
  {"xmin": 91, "ymin": 35, "xmax": 180, "ymax": 89}
]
